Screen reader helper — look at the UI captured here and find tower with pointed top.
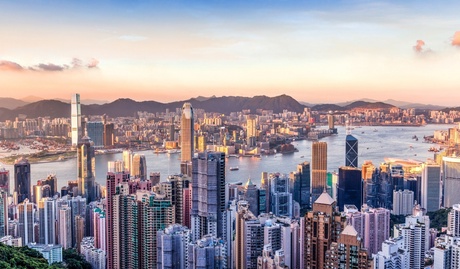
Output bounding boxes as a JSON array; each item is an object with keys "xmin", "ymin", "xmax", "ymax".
[
  {"xmin": 77, "ymin": 136, "xmax": 96, "ymax": 202},
  {"xmin": 180, "ymin": 103, "xmax": 194, "ymax": 176},
  {"xmin": 71, "ymin": 93, "xmax": 82, "ymax": 146}
]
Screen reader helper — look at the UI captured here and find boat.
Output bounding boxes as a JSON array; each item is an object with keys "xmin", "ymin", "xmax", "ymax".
[
  {"xmin": 300, "ymin": 156, "xmax": 304, "ymax": 158},
  {"xmin": 166, "ymin": 149, "xmax": 180, "ymax": 154},
  {"xmin": 229, "ymin": 167, "xmax": 239, "ymax": 171},
  {"xmin": 373, "ymin": 129, "xmax": 378, "ymax": 132}
]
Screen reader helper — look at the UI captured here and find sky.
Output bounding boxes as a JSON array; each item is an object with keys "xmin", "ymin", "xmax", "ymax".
[{"xmin": 1, "ymin": 0, "xmax": 460, "ymax": 105}]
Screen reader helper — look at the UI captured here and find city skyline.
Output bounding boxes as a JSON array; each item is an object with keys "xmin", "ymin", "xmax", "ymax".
[{"xmin": 1, "ymin": 0, "xmax": 460, "ymax": 105}]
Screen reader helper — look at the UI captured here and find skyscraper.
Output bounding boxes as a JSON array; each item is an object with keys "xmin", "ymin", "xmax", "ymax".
[
  {"xmin": 188, "ymin": 235, "xmax": 226, "ymax": 269},
  {"xmin": 18, "ymin": 199, "xmax": 36, "ymax": 245},
  {"xmin": 311, "ymin": 142, "xmax": 327, "ymax": 203},
  {"xmin": 77, "ymin": 136, "xmax": 96, "ymax": 202},
  {"xmin": 191, "ymin": 151, "xmax": 227, "ymax": 243},
  {"xmin": 59, "ymin": 205, "xmax": 72, "ymax": 249},
  {"xmin": 86, "ymin": 121, "xmax": 104, "ymax": 148},
  {"xmin": 14, "ymin": 157, "xmax": 31, "ymax": 204},
  {"xmin": 345, "ymin": 134, "xmax": 358, "ymax": 168},
  {"xmin": 159, "ymin": 175, "xmax": 190, "ymax": 226},
  {"xmin": 0, "ymin": 167, "xmax": 9, "ymax": 193},
  {"xmin": 131, "ymin": 154, "xmax": 147, "ymax": 180},
  {"xmin": 302, "ymin": 191, "xmax": 345, "ymax": 269},
  {"xmin": 71, "ymin": 93, "xmax": 82, "ymax": 146},
  {"xmin": 448, "ymin": 204, "xmax": 460, "ymax": 237},
  {"xmin": 156, "ymin": 224, "xmax": 191, "ymax": 269},
  {"xmin": 421, "ymin": 161, "xmax": 441, "ymax": 212},
  {"xmin": 269, "ymin": 173, "xmax": 293, "ymax": 218},
  {"xmin": 325, "ymin": 225, "xmax": 372, "ymax": 269},
  {"xmin": 180, "ymin": 103, "xmax": 194, "ymax": 175},
  {"xmin": 0, "ymin": 190, "xmax": 8, "ymax": 237},
  {"xmin": 337, "ymin": 166, "xmax": 363, "ymax": 211},
  {"xmin": 103, "ymin": 123, "xmax": 114, "ymax": 147},
  {"xmin": 289, "ymin": 161, "xmax": 311, "ymax": 213},
  {"xmin": 38, "ymin": 197, "xmax": 56, "ymax": 245}
]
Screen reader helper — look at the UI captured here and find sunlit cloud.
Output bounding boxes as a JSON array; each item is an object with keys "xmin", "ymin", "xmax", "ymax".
[
  {"xmin": 0, "ymin": 58, "xmax": 100, "ymax": 72},
  {"xmin": 0, "ymin": 60, "xmax": 24, "ymax": 71},
  {"xmin": 453, "ymin": 31, "xmax": 460, "ymax": 47}
]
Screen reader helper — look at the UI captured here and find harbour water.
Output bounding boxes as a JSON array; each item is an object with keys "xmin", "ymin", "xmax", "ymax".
[{"xmin": 0, "ymin": 124, "xmax": 453, "ymax": 192}]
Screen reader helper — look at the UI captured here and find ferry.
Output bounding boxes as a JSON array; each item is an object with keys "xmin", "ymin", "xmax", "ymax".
[{"xmin": 229, "ymin": 167, "xmax": 239, "ymax": 171}]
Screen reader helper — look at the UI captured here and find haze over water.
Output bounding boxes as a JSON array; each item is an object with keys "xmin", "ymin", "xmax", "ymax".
[{"xmin": 1, "ymin": 124, "xmax": 452, "ymax": 192}]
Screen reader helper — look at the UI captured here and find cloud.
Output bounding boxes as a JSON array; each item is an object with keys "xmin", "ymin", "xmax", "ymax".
[
  {"xmin": 0, "ymin": 60, "xmax": 24, "ymax": 71},
  {"xmin": 453, "ymin": 31, "xmax": 460, "ymax": 47},
  {"xmin": 413, "ymin": 40, "xmax": 433, "ymax": 56},
  {"xmin": 0, "ymin": 58, "xmax": 100, "ymax": 72},
  {"xmin": 119, "ymin": 35, "xmax": 148, "ymax": 42}
]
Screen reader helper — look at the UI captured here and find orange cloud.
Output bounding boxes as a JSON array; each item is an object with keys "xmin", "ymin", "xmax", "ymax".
[
  {"xmin": 413, "ymin": 40, "xmax": 425, "ymax": 52},
  {"xmin": 0, "ymin": 58, "xmax": 100, "ymax": 72},
  {"xmin": 453, "ymin": 31, "xmax": 460, "ymax": 47}
]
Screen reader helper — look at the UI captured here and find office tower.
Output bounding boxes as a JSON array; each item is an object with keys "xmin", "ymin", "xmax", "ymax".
[
  {"xmin": 188, "ymin": 235, "xmax": 226, "ymax": 269},
  {"xmin": 180, "ymin": 102, "xmax": 194, "ymax": 163},
  {"xmin": 344, "ymin": 205, "xmax": 390, "ymax": 255},
  {"xmin": 122, "ymin": 150, "xmax": 132, "ymax": 173},
  {"xmin": 311, "ymin": 142, "xmax": 327, "ymax": 203},
  {"xmin": 86, "ymin": 121, "xmax": 104, "ymax": 148},
  {"xmin": 103, "ymin": 123, "xmax": 114, "ymax": 147},
  {"xmin": 131, "ymin": 154, "xmax": 147, "ymax": 180},
  {"xmin": 449, "ymin": 204, "xmax": 460, "ymax": 236},
  {"xmin": 289, "ymin": 161, "xmax": 311, "ymax": 213},
  {"xmin": 392, "ymin": 190, "xmax": 414, "ymax": 215},
  {"xmin": 157, "ymin": 224, "xmax": 191, "ymax": 269},
  {"xmin": 235, "ymin": 201, "xmax": 264, "ymax": 269},
  {"xmin": 345, "ymin": 134, "xmax": 358, "ymax": 167},
  {"xmin": 327, "ymin": 114, "xmax": 334, "ymax": 129},
  {"xmin": 191, "ymin": 151, "xmax": 226, "ymax": 242},
  {"xmin": 38, "ymin": 197, "xmax": 56, "ymax": 245},
  {"xmin": 373, "ymin": 237, "xmax": 409, "ymax": 269},
  {"xmin": 197, "ymin": 134, "xmax": 207, "ymax": 152},
  {"xmin": 59, "ymin": 205, "xmax": 72, "ymax": 249},
  {"xmin": 269, "ymin": 173, "xmax": 293, "ymax": 217},
  {"xmin": 18, "ymin": 199, "xmax": 35, "ymax": 244},
  {"xmin": 77, "ymin": 136, "xmax": 96, "ymax": 202},
  {"xmin": 106, "ymin": 172, "xmax": 129, "ymax": 269},
  {"xmin": 14, "ymin": 157, "xmax": 31, "ymax": 204},
  {"xmin": 71, "ymin": 93, "xmax": 82, "ymax": 146},
  {"xmin": 75, "ymin": 215, "xmax": 85, "ymax": 251},
  {"xmin": 246, "ymin": 114, "xmax": 257, "ymax": 147},
  {"xmin": 0, "ymin": 191, "xmax": 8, "ymax": 237},
  {"xmin": 42, "ymin": 174, "xmax": 58, "ymax": 196},
  {"xmin": 303, "ymin": 191, "xmax": 345, "ymax": 269},
  {"xmin": 0, "ymin": 167, "xmax": 9, "ymax": 193},
  {"xmin": 337, "ymin": 166, "xmax": 362, "ymax": 211},
  {"xmin": 325, "ymin": 225, "xmax": 372, "ymax": 269},
  {"xmin": 240, "ymin": 178, "xmax": 260, "ymax": 216},
  {"xmin": 421, "ymin": 162, "xmax": 441, "ymax": 212}
]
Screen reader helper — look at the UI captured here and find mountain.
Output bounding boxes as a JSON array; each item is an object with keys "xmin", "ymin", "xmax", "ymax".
[
  {"xmin": 311, "ymin": 104, "xmax": 345, "ymax": 111},
  {"xmin": 382, "ymin": 99, "xmax": 445, "ymax": 110},
  {"xmin": 21, "ymin": 95, "xmax": 43, "ymax": 103},
  {"xmin": 0, "ymin": 95, "xmax": 306, "ymax": 120},
  {"xmin": 0, "ymin": 97, "xmax": 29, "ymax": 109},
  {"xmin": 336, "ymin": 98, "xmax": 379, "ymax": 107},
  {"xmin": 344, "ymin": 101, "xmax": 395, "ymax": 110}
]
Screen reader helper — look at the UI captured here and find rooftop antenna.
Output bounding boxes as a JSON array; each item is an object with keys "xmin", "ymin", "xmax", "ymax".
[{"xmin": 346, "ymin": 116, "xmax": 352, "ymax": 135}]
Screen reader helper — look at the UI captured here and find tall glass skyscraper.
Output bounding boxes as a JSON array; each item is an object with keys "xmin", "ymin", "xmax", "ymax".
[
  {"xmin": 180, "ymin": 103, "xmax": 194, "ymax": 175},
  {"xmin": 345, "ymin": 134, "xmax": 358, "ymax": 168},
  {"xmin": 86, "ymin": 121, "xmax": 104, "ymax": 148},
  {"xmin": 71, "ymin": 93, "xmax": 82, "ymax": 146},
  {"xmin": 14, "ymin": 157, "xmax": 31, "ymax": 204},
  {"xmin": 77, "ymin": 137, "xmax": 96, "ymax": 202},
  {"xmin": 337, "ymin": 166, "xmax": 363, "ymax": 211}
]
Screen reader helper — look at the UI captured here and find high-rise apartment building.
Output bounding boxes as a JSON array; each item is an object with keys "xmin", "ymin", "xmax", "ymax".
[
  {"xmin": 14, "ymin": 157, "xmax": 31, "ymax": 204},
  {"xmin": 77, "ymin": 136, "xmax": 96, "ymax": 202},
  {"xmin": 156, "ymin": 224, "xmax": 191, "ymax": 269},
  {"xmin": 191, "ymin": 151, "xmax": 226, "ymax": 242},
  {"xmin": 325, "ymin": 225, "xmax": 372, "ymax": 269},
  {"xmin": 58, "ymin": 205, "xmax": 72, "ymax": 249},
  {"xmin": 302, "ymin": 191, "xmax": 345, "ymax": 269},
  {"xmin": 311, "ymin": 142, "xmax": 327, "ymax": 203},
  {"xmin": 131, "ymin": 154, "xmax": 147, "ymax": 180},
  {"xmin": 448, "ymin": 204, "xmax": 460, "ymax": 237},
  {"xmin": 373, "ymin": 237, "xmax": 409, "ymax": 269},
  {"xmin": 180, "ymin": 103, "xmax": 194, "ymax": 175},
  {"xmin": 392, "ymin": 190, "xmax": 414, "ymax": 215},
  {"xmin": 345, "ymin": 134, "xmax": 358, "ymax": 168},
  {"xmin": 122, "ymin": 150, "xmax": 132, "ymax": 174},
  {"xmin": 344, "ymin": 205, "xmax": 390, "ymax": 255},
  {"xmin": 337, "ymin": 166, "xmax": 362, "ymax": 211},
  {"xmin": 269, "ymin": 173, "xmax": 293, "ymax": 218},
  {"xmin": 71, "ymin": 93, "xmax": 82, "ymax": 146},
  {"xmin": 188, "ymin": 235, "xmax": 226, "ymax": 269},
  {"xmin": 235, "ymin": 201, "xmax": 264, "ymax": 269},
  {"xmin": 160, "ymin": 175, "xmax": 190, "ymax": 226}
]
